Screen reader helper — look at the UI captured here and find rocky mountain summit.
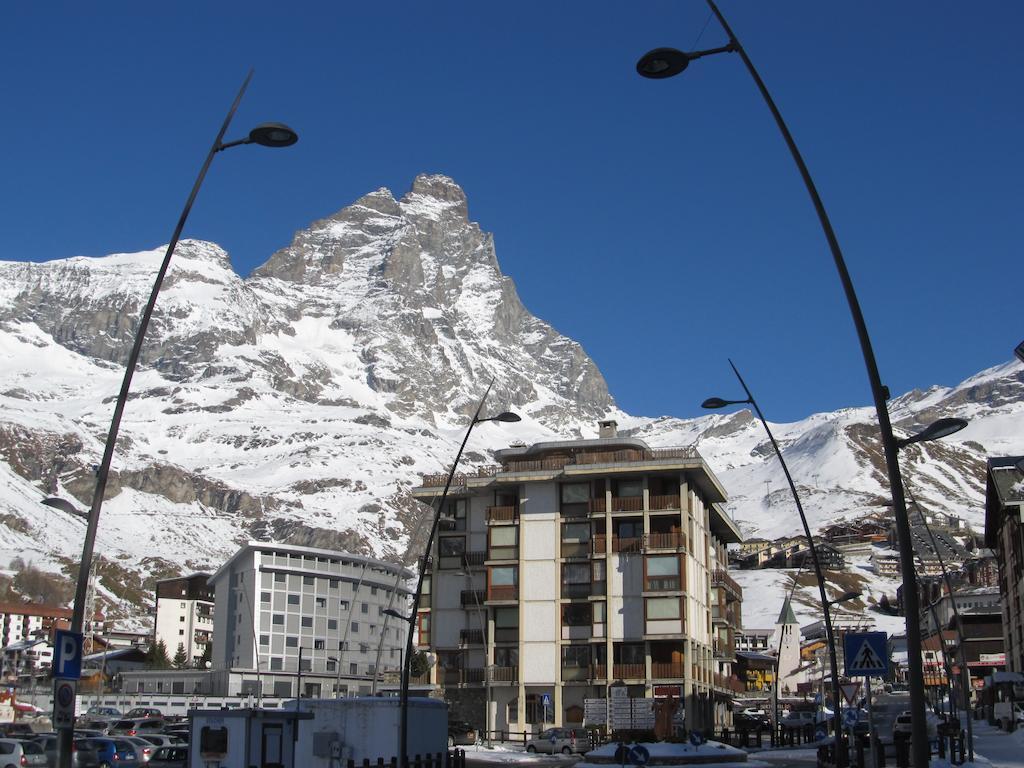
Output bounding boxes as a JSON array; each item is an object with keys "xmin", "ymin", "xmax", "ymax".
[{"xmin": 0, "ymin": 174, "xmax": 1019, "ymax": 617}]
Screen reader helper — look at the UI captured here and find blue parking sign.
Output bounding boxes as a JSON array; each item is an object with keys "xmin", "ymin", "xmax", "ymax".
[{"xmin": 53, "ymin": 630, "xmax": 83, "ymax": 680}]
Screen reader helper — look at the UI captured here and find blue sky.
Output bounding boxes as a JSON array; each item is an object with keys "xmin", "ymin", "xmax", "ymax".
[{"xmin": 2, "ymin": 1, "xmax": 1021, "ymax": 423}]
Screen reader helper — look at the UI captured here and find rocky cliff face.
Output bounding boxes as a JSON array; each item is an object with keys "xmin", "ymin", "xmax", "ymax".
[{"xmin": 0, "ymin": 174, "xmax": 1019, "ymax": 618}]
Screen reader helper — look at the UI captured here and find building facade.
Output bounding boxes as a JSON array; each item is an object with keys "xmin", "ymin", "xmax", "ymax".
[
  {"xmin": 154, "ymin": 573, "xmax": 214, "ymax": 666},
  {"xmin": 984, "ymin": 457, "xmax": 1024, "ymax": 673},
  {"xmin": 411, "ymin": 421, "xmax": 743, "ymax": 736},
  {"xmin": 207, "ymin": 542, "xmax": 414, "ymax": 698}
]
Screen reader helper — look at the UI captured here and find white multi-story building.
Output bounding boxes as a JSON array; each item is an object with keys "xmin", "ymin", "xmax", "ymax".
[
  {"xmin": 154, "ymin": 573, "xmax": 215, "ymax": 666},
  {"xmin": 209, "ymin": 542, "xmax": 415, "ymax": 699},
  {"xmin": 411, "ymin": 420, "xmax": 743, "ymax": 735}
]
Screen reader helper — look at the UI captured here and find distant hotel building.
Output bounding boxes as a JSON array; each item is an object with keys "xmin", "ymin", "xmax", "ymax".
[
  {"xmin": 210, "ymin": 542, "xmax": 415, "ymax": 698},
  {"xmin": 154, "ymin": 573, "xmax": 214, "ymax": 666},
  {"xmin": 411, "ymin": 420, "xmax": 743, "ymax": 735}
]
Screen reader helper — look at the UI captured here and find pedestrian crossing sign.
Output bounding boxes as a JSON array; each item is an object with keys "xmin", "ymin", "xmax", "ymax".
[{"xmin": 843, "ymin": 631, "xmax": 888, "ymax": 677}]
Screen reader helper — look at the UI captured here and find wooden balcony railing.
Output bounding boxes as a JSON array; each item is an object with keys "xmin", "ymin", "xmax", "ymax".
[
  {"xmin": 590, "ymin": 664, "xmax": 607, "ymax": 680},
  {"xmin": 649, "ymin": 494, "xmax": 681, "ymax": 511},
  {"xmin": 651, "ymin": 662, "xmax": 686, "ymax": 679},
  {"xmin": 590, "ymin": 498, "xmax": 606, "ymax": 515},
  {"xmin": 592, "ymin": 534, "xmax": 607, "ymax": 554},
  {"xmin": 644, "ymin": 532, "xmax": 687, "ymax": 551},
  {"xmin": 613, "ymin": 663, "xmax": 646, "ymax": 679},
  {"xmin": 487, "ymin": 505, "xmax": 517, "ymax": 523},
  {"xmin": 411, "ymin": 671, "xmax": 432, "ymax": 685},
  {"xmin": 487, "ymin": 585, "xmax": 518, "ymax": 601},
  {"xmin": 442, "ymin": 668, "xmax": 485, "ymax": 685},
  {"xmin": 610, "ymin": 496, "xmax": 643, "ymax": 512},
  {"xmin": 711, "ymin": 569, "xmax": 743, "ymax": 600},
  {"xmin": 612, "ymin": 536, "xmax": 642, "ymax": 553},
  {"xmin": 491, "ymin": 666, "xmax": 518, "ymax": 682}
]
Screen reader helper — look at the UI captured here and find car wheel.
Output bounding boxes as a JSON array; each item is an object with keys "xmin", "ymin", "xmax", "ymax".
[
  {"xmin": 448, "ymin": 735, "xmax": 455, "ymax": 748},
  {"xmin": 526, "ymin": 745, "xmax": 536, "ymax": 753},
  {"xmin": 99, "ymin": 763, "xmax": 112, "ymax": 768},
  {"xmin": 562, "ymin": 746, "xmax": 572, "ymax": 755}
]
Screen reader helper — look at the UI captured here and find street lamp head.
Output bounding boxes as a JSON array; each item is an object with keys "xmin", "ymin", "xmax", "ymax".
[
  {"xmin": 896, "ymin": 417, "xmax": 969, "ymax": 449},
  {"xmin": 383, "ymin": 608, "xmax": 412, "ymax": 624},
  {"xmin": 701, "ymin": 397, "xmax": 751, "ymax": 410},
  {"xmin": 636, "ymin": 47, "xmax": 691, "ymax": 79},
  {"xmin": 248, "ymin": 122, "xmax": 299, "ymax": 148},
  {"xmin": 1014, "ymin": 339, "xmax": 1024, "ymax": 365},
  {"xmin": 829, "ymin": 591, "xmax": 862, "ymax": 606},
  {"xmin": 477, "ymin": 411, "xmax": 521, "ymax": 424}
]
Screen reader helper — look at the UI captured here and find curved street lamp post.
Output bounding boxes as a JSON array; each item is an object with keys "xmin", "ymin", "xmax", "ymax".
[
  {"xmin": 53, "ymin": 71, "xmax": 296, "ymax": 768},
  {"xmin": 395, "ymin": 384, "xmax": 519, "ymax": 767},
  {"xmin": 638, "ymin": 3, "xmax": 946, "ymax": 763},
  {"xmin": 703, "ymin": 360, "xmax": 848, "ymax": 762}
]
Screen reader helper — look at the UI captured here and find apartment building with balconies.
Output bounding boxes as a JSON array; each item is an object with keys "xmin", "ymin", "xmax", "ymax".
[
  {"xmin": 412, "ymin": 420, "xmax": 743, "ymax": 736},
  {"xmin": 154, "ymin": 573, "xmax": 215, "ymax": 666}
]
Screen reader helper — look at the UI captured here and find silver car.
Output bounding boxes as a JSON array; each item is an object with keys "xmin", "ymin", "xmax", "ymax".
[
  {"xmin": 0, "ymin": 739, "xmax": 47, "ymax": 768},
  {"xmin": 525, "ymin": 728, "xmax": 581, "ymax": 754}
]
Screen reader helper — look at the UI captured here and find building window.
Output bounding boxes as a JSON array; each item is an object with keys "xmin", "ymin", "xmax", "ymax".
[
  {"xmin": 340, "ymin": 600, "xmax": 349, "ymax": 610},
  {"xmin": 270, "ymin": 658, "xmax": 283, "ymax": 671},
  {"xmin": 562, "ymin": 603, "xmax": 591, "ymax": 627},
  {"xmin": 303, "ymin": 576, "xmax": 315, "ymax": 586},
  {"xmin": 328, "ymin": 619, "xmax": 337, "ymax": 630},
  {"xmin": 349, "ymin": 663, "xmax": 358, "ymax": 675},
  {"xmin": 561, "ymin": 563, "xmax": 591, "ymax": 599},
  {"xmin": 330, "ymin": 580, "xmax": 339, "ymax": 590},
  {"xmin": 361, "ymin": 603, "xmax": 369, "ymax": 614},
  {"xmin": 440, "ymin": 498, "xmax": 467, "ymax": 531},
  {"xmin": 351, "ymin": 622, "xmax": 359, "ymax": 633},
  {"xmin": 439, "ymin": 536, "xmax": 466, "ymax": 566},
  {"xmin": 561, "ymin": 645, "xmax": 590, "ymax": 668},
  {"xmin": 615, "ymin": 478, "xmax": 643, "ymax": 498},
  {"xmin": 260, "ymin": 592, "xmax": 271, "ymax": 603},
  {"xmin": 645, "ymin": 597, "xmax": 682, "ymax": 620},
  {"xmin": 274, "ymin": 573, "xmax": 286, "ymax": 583},
  {"xmin": 494, "ymin": 607, "xmax": 519, "ymax": 643},
  {"xmin": 301, "ymin": 617, "xmax": 313, "ymax": 628},
  {"xmin": 560, "ymin": 482, "xmax": 591, "ymax": 516},
  {"xmin": 259, "ymin": 635, "xmax": 270, "ymax": 646},
  {"xmin": 287, "ymin": 594, "xmax": 300, "ymax": 606},
  {"xmin": 314, "ymin": 640, "xmax": 325, "ymax": 650},
  {"xmin": 488, "ymin": 527, "xmax": 518, "ymax": 561},
  {"xmin": 360, "ymin": 643, "xmax": 369, "ymax": 654},
  {"xmin": 272, "ymin": 614, "xmax": 284, "ymax": 625},
  {"xmin": 645, "ymin": 555, "xmax": 681, "ymax": 591},
  {"xmin": 286, "ymin": 637, "xmax": 298, "ymax": 647},
  {"xmin": 488, "ymin": 566, "xmax": 518, "ymax": 600},
  {"xmin": 315, "ymin": 597, "xmax": 326, "ymax": 608},
  {"xmin": 371, "ymin": 586, "xmax": 378, "ymax": 596}
]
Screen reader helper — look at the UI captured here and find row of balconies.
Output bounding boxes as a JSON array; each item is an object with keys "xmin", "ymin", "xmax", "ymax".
[
  {"xmin": 429, "ymin": 662, "xmax": 741, "ymax": 689},
  {"xmin": 440, "ymin": 533, "xmax": 688, "ymax": 567},
  {"xmin": 487, "ymin": 495, "xmax": 684, "ymax": 523},
  {"xmin": 710, "ymin": 569, "xmax": 744, "ymax": 600}
]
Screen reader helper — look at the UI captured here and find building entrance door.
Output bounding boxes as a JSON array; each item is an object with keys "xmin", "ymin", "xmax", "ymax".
[{"xmin": 261, "ymin": 723, "xmax": 284, "ymax": 768}]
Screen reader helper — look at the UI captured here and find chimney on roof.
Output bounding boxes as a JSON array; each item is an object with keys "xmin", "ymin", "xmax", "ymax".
[{"xmin": 598, "ymin": 420, "xmax": 618, "ymax": 439}]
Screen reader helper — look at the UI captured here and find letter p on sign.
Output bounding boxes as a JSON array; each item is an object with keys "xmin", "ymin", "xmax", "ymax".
[{"xmin": 54, "ymin": 630, "xmax": 83, "ymax": 680}]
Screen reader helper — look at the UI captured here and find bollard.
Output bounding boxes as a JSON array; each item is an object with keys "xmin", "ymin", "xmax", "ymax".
[{"xmin": 895, "ymin": 734, "xmax": 909, "ymax": 768}]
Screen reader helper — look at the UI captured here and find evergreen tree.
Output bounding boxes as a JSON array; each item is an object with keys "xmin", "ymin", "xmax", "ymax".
[
  {"xmin": 194, "ymin": 643, "xmax": 212, "ymax": 670},
  {"xmin": 410, "ymin": 650, "xmax": 430, "ymax": 678},
  {"xmin": 147, "ymin": 639, "xmax": 171, "ymax": 669},
  {"xmin": 172, "ymin": 642, "xmax": 189, "ymax": 669}
]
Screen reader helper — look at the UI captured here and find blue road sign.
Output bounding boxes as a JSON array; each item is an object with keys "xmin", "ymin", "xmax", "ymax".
[
  {"xmin": 629, "ymin": 745, "xmax": 650, "ymax": 766},
  {"xmin": 53, "ymin": 630, "xmax": 83, "ymax": 680},
  {"xmin": 843, "ymin": 708, "xmax": 859, "ymax": 727},
  {"xmin": 689, "ymin": 731, "xmax": 706, "ymax": 747},
  {"xmin": 844, "ymin": 631, "xmax": 888, "ymax": 677}
]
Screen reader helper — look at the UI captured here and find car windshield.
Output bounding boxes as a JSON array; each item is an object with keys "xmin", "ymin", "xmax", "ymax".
[{"xmin": 23, "ymin": 742, "xmax": 43, "ymax": 754}]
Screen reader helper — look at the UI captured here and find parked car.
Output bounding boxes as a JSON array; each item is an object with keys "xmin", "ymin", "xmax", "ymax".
[
  {"xmin": 525, "ymin": 728, "xmax": 581, "ymax": 754},
  {"xmin": 31, "ymin": 735, "xmax": 101, "ymax": 768},
  {"xmin": 447, "ymin": 721, "xmax": 476, "ymax": 747},
  {"xmin": 138, "ymin": 735, "xmax": 183, "ymax": 749},
  {"xmin": 893, "ymin": 710, "xmax": 941, "ymax": 739},
  {"xmin": 779, "ymin": 711, "xmax": 818, "ymax": 732},
  {"xmin": 118, "ymin": 737, "xmax": 156, "ymax": 764},
  {"xmin": 78, "ymin": 737, "xmax": 140, "ymax": 768},
  {"xmin": 0, "ymin": 738, "xmax": 47, "ymax": 768},
  {"xmin": 123, "ymin": 709, "xmax": 162, "ymax": 720},
  {"xmin": 734, "ymin": 710, "xmax": 770, "ymax": 731},
  {"xmin": 148, "ymin": 745, "xmax": 188, "ymax": 768},
  {"xmin": 107, "ymin": 719, "xmax": 164, "ymax": 737},
  {"xmin": 83, "ymin": 708, "xmax": 122, "ymax": 721},
  {"xmin": 0, "ymin": 724, "xmax": 36, "ymax": 738}
]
